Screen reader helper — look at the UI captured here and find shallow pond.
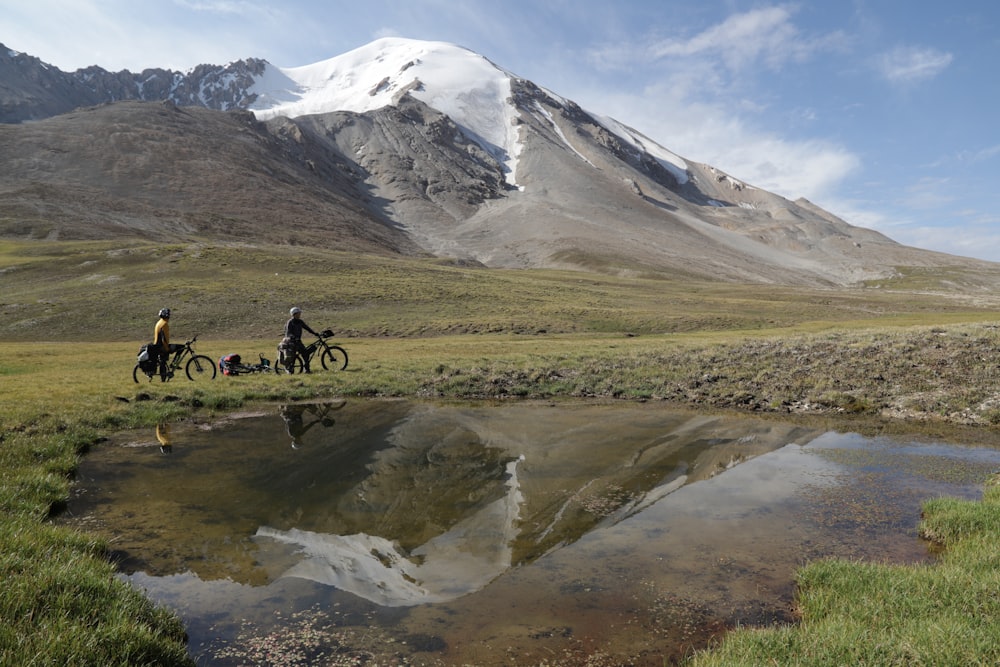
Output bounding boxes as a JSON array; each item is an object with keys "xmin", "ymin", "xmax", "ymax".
[{"xmin": 62, "ymin": 400, "xmax": 1000, "ymax": 665}]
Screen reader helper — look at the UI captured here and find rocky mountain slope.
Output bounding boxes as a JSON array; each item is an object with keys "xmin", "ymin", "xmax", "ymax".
[
  {"xmin": 1, "ymin": 38, "xmax": 992, "ymax": 286},
  {"xmin": 0, "ymin": 100, "xmax": 418, "ymax": 254}
]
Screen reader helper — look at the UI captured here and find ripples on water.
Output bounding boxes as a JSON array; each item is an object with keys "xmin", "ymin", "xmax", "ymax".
[{"xmin": 62, "ymin": 400, "xmax": 1000, "ymax": 665}]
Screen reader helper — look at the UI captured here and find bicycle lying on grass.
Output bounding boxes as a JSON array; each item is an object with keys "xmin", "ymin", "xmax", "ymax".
[
  {"xmin": 280, "ymin": 329, "xmax": 348, "ymax": 374},
  {"xmin": 219, "ymin": 353, "xmax": 286, "ymax": 376},
  {"xmin": 133, "ymin": 335, "xmax": 217, "ymax": 383}
]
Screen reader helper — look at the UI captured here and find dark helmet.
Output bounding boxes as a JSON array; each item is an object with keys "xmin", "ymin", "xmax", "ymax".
[{"xmin": 158, "ymin": 308, "xmax": 171, "ymax": 319}]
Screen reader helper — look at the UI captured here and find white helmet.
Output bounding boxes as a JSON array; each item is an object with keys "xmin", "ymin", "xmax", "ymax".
[{"xmin": 290, "ymin": 307, "xmax": 302, "ymax": 316}]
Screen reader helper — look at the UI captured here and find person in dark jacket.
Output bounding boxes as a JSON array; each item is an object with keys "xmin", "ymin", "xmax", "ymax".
[{"xmin": 284, "ymin": 307, "xmax": 319, "ymax": 373}]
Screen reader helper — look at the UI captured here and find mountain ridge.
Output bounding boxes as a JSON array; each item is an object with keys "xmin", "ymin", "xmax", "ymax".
[{"xmin": 1, "ymin": 38, "xmax": 993, "ymax": 286}]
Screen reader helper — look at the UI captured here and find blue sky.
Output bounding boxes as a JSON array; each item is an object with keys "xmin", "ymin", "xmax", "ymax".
[{"xmin": 5, "ymin": 1, "xmax": 1000, "ymax": 261}]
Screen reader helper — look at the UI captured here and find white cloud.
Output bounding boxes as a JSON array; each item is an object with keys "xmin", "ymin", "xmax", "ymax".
[
  {"xmin": 815, "ymin": 199, "xmax": 1000, "ymax": 262},
  {"xmin": 583, "ymin": 5, "xmax": 847, "ymax": 82},
  {"xmin": 172, "ymin": 0, "xmax": 249, "ymax": 13},
  {"xmin": 571, "ymin": 7, "xmax": 856, "ymax": 206},
  {"xmin": 827, "ymin": 181, "xmax": 1000, "ymax": 263},
  {"xmin": 650, "ymin": 6, "xmax": 811, "ymax": 71},
  {"xmin": 895, "ymin": 224, "xmax": 1000, "ymax": 261},
  {"xmin": 5, "ymin": 0, "xmax": 291, "ymax": 71},
  {"xmin": 821, "ymin": 199, "xmax": 892, "ymax": 231},
  {"xmin": 876, "ymin": 46, "xmax": 953, "ymax": 84},
  {"xmin": 902, "ymin": 176, "xmax": 955, "ymax": 210},
  {"xmin": 964, "ymin": 144, "xmax": 1000, "ymax": 164},
  {"xmin": 580, "ymin": 85, "xmax": 859, "ymax": 206}
]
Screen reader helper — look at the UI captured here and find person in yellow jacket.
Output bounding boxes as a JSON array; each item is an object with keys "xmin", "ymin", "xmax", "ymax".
[{"xmin": 153, "ymin": 308, "xmax": 172, "ymax": 381}]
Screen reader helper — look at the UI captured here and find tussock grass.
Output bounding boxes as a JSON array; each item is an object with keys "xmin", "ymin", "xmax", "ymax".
[
  {"xmin": 0, "ymin": 516, "xmax": 189, "ymax": 665},
  {"xmin": 5, "ymin": 238, "xmax": 1000, "ymax": 664}
]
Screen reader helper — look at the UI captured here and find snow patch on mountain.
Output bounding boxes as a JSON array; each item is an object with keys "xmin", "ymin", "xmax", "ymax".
[
  {"xmin": 595, "ymin": 115, "xmax": 689, "ymax": 185},
  {"xmin": 533, "ymin": 100, "xmax": 594, "ymax": 166}
]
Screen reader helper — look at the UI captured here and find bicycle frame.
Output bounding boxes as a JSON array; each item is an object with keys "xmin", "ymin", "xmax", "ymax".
[
  {"xmin": 300, "ymin": 338, "xmax": 324, "ymax": 364},
  {"xmin": 167, "ymin": 343, "xmax": 193, "ymax": 371},
  {"xmin": 134, "ymin": 335, "xmax": 217, "ymax": 382},
  {"xmin": 284, "ymin": 329, "xmax": 348, "ymax": 372}
]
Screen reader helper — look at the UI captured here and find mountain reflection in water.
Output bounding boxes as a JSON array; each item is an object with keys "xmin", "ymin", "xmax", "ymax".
[
  {"xmin": 62, "ymin": 400, "xmax": 1000, "ymax": 665},
  {"xmin": 72, "ymin": 401, "xmax": 817, "ymax": 587},
  {"xmin": 254, "ymin": 452, "xmax": 524, "ymax": 607}
]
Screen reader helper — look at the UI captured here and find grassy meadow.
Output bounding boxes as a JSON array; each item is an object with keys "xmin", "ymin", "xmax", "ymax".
[{"xmin": 5, "ymin": 238, "xmax": 1000, "ymax": 665}]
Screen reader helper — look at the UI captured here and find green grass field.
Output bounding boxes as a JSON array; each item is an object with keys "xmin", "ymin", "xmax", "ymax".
[
  {"xmin": 5, "ymin": 238, "xmax": 1000, "ymax": 343},
  {"xmin": 4, "ymin": 238, "xmax": 1000, "ymax": 665}
]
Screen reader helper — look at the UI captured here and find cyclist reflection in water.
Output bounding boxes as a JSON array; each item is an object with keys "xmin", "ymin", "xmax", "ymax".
[
  {"xmin": 279, "ymin": 403, "xmax": 340, "ymax": 449},
  {"xmin": 156, "ymin": 423, "xmax": 172, "ymax": 454}
]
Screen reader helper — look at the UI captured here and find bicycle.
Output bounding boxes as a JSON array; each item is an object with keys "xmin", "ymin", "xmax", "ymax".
[
  {"xmin": 220, "ymin": 353, "xmax": 287, "ymax": 376},
  {"xmin": 133, "ymin": 335, "xmax": 217, "ymax": 383},
  {"xmin": 280, "ymin": 329, "xmax": 348, "ymax": 374}
]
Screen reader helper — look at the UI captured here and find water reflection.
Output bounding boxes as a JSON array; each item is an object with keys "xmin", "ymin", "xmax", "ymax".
[
  {"xmin": 256, "ymin": 451, "xmax": 525, "ymax": 606},
  {"xmin": 61, "ymin": 401, "xmax": 1000, "ymax": 665},
  {"xmin": 279, "ymin": 401, "xmax": 343, "ymax": 448},
  {"xmin": 155, "ymin": 422, "xmax": 172, "ymax": 454}
]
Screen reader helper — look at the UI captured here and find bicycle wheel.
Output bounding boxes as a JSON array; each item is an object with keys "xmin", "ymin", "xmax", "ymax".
[
  {"xmin": 321, "ymin": 346, "xmax": 349, "ymax": 371},
  {"xmin": 186, "ymin": 355, "xmax": 217, "ymax": 381},
  {"xmin": 287, "ymin": 356, "xmax": 305, "ymax": 374},
  {"xmin": 133, "ymin": 364, "xmax": 150, "ymax": 383}
]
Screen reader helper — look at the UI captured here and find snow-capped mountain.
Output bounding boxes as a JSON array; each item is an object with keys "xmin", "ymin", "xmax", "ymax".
[
  {"xmin": 249, "ymin": 39, "xmax": 524, "ymax": 185},
  {"xmin": 245, "ymin": 38, "xmax": 693, "ymax": 193},
  {"xmin": 0, "ymin": 38, "xmax": 986, "ymax": 285}
]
